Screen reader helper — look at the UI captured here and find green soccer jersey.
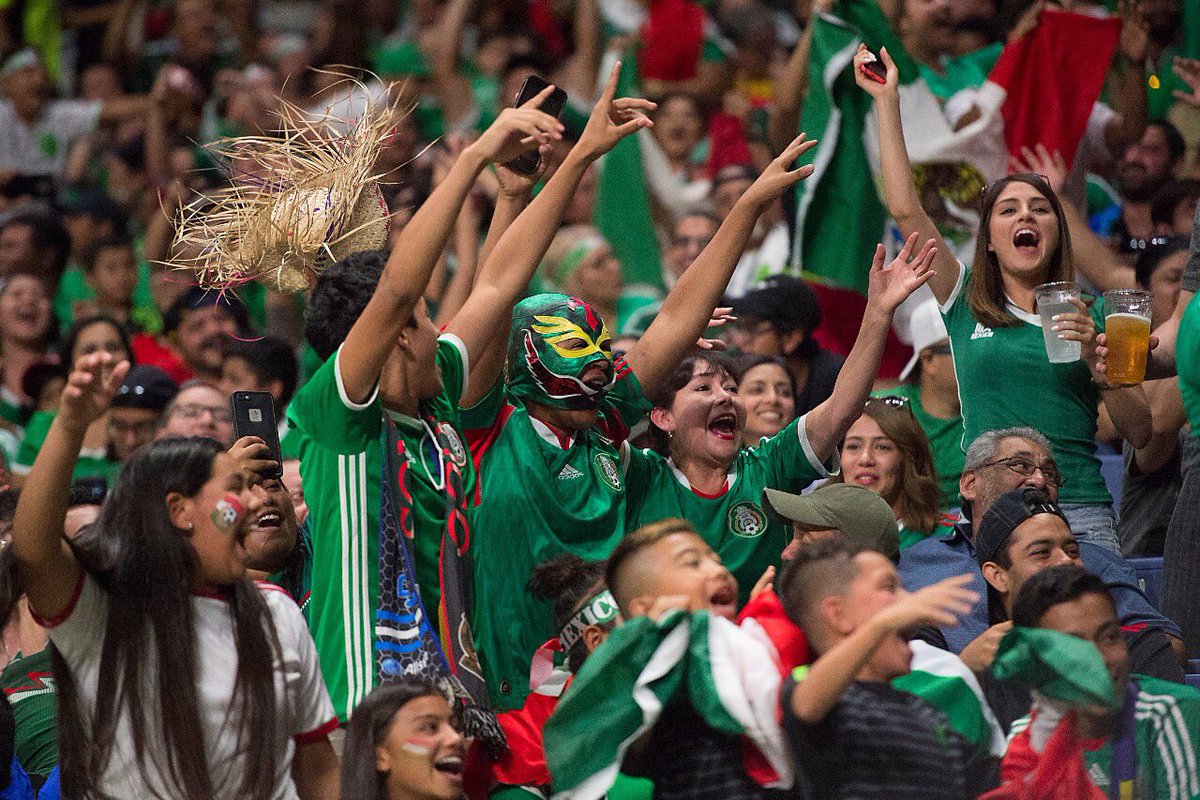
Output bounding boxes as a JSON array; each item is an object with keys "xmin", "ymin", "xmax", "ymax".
[
  {"xmin": 53, "ymin": 263, "xmax": 163, "ymax": 334},
  {"xmin": 873, "ymin": 383, "xmax": 965, "ymax": 510},
  {"xmin": 623, "ymin": 414, "xmax": 835, "ymax": 606},
  {"xmin": 462, "ymin": 365, "xmax": 651, "ymax": 711},
  {"xmin": 1179, "ymin": 292, "xmax": 1200, "ymax": 434},
  {"xmin": 1, "ymin": 648, "xmax": 57, "ymax": 779},
  {"xmin": 13, "ymin": 411, "xmax": 119, "ymax": 482},
  {"xmin": 267, "ymin": 518, "xmax": 314, "ymax": 621},
  {"xmin": 941, "ymin": 268, "xmax": 1110, "ymax": 505},
  {"xmin": 0, "ymin": 386, "xmax": 28, "ymax": 429},
  {"xmin": 898, "ymin": 514, "xmax": 957, "ymax": 551},
  {"xmin": 288, "ymin": 335, "xmax": 470, "ymax": 721}
]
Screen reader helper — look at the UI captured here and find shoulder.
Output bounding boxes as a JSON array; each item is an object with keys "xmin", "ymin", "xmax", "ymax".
[{"xmin": 1135, "ymin": 675, "xmax": 1200, "ymax": 714}]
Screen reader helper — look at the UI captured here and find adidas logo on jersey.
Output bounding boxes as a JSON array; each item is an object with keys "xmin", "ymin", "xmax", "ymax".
[
  {"xmin": 558, "ymin": 464, "xmax": 584, "ymax": 480},
  {"xmin": 970, "ymin": 322, "xmax": 994, "ymax": 340}
]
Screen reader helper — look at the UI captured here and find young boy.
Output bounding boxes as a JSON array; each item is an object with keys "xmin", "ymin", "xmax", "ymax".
[
  {"xmin": 777, "ymin": 540, "xmax": 994, "ymax": 799},
  {"xmin": 80, "ymin": 236, "xmax": 140, "ymax": 330}
]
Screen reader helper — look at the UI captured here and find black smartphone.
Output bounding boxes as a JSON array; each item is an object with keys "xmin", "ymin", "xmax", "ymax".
[
  {"xmin": 860, "ymin": 48, "xmax": 888, "ymax": 84},
  {"xmin": 506, "ymin": 74, "xmax": 568, "ymax": 175},
  {"xmin": 230, "ymin": 391, "xmax": 283, "ymax": 478}
]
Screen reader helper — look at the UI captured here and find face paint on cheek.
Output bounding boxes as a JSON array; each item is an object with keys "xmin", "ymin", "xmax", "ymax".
[
  {"xmin": 401, "ymin": 738, "xmax": 435, "ymax": 757},
  {"xmin": 211, "ymin": 495, "xmax": 244, "ymax": 533}
]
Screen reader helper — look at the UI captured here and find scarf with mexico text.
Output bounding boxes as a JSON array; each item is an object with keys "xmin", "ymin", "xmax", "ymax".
[{"xmin": 377, "ymin": 413, "xmax": 506, "ymax": 757}]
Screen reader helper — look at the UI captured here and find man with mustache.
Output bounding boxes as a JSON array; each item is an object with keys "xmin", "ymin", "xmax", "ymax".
[
  {"xmin": 158, "ymin": 286, "xmax": 251, "ymax": 384},
  {"xmin": 1093, "ymin": 120, "xmax": 1186, "ymax": 249}
]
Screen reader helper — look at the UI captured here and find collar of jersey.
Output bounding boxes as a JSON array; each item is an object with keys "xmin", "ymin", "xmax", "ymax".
[
  {"xmin": 667, "ymin": 458, "xmax": 737, "ymax": 497},
  {"xmin": 1004, "ymin": 295, "xmax": 1043, "ymax": 326},
  {"xmin": 383, "ymin": 407, "xmax": 423, "ymax": 433},
  {"xmin": 529, "ymin": 415, "xmax": 576, "ymax": 449}
]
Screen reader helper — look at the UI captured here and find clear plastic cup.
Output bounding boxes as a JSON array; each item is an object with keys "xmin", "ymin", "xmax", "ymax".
[
  {"xmin": 1034, "ymin": 282, "xmax": 1081, "ymax": 364},
  {"xmin": 1102, "ymin": 289, "xmax": 1152, "ymax": 385}
]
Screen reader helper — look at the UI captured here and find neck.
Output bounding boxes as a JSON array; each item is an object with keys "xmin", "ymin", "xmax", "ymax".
[
  {"xmin": 381, "ymin": 390, "xmax": 420, "ymax": 418},
  {"xmin": 2, "ymin": 340, "xmax": 40, "ymax": 394},
  {"xmin": 1122, "ymin": 203, "xmax": 1153, "ymax": 241},
  {"xmin": 671, "ymin": 448, "xmax": 730, "ymax": 495},
  {"xmin": 917, "ymin": 377, "xmax": 960, "ymax": 419},
  {"xmin": 1000, "ymin": 273, "xmax": 1038, "ymax": 313},
  {"xmin": 903, "ymin": 34, "xmax": 942, "ymax": 73},
  {"xmin": 246, "ymin": 568, "xmax": 270, "ymax": 582}
]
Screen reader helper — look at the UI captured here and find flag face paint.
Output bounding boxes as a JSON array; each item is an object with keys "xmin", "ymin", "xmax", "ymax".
[
  {"xmin": 401, "ymin": 738, "xmax": 434, "ymax": 756},
  {"xmin": 211, "ymin": 495, "xmax": 244, "ymax": 533}
]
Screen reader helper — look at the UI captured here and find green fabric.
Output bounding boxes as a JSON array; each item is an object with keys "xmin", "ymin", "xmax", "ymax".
[
  {"xmin": 918, "ymin": 42, "xmax": 1002, "ymax": 102},
  {"xmin": 1086, "ymin": 174, "xmax": 1121, "ymax": 219},
  {"xmin": 300, "ymin": 343, "xmax": 323, "ymax": 384},
  {"xmin": 992, "ymin": 626, "xmax": 1119, "ymax": 711},
  {"xmin": 1179, "ymin": 291, "xmax": 1200, "ymax": 434},
  {"xmin": 462, "ymin": 370, "xmax": 650, "ymax": 711},
  {"xmin": 624, "ymin": 415, "xmax": 830, "ymax": 606},
  {"xmin": 280, "ymin": 423, "xmax": 303, "ymax": 460},
  {"xmin": 873, "ymin": 382, "xmax": 964, "ymax": 509},
  {"xmin": 0, "ymin": 647, "xmax": 57, "ymax": 778},
  {"xmin": 0, "ymin": 387, "xmax": 29, "ymax": 429},
  {"xmin": 54, "ymin": 263, "xmax": 163, "ymax": 334},
  {"xmin": 0, "ymin": 0, "xmax": 61, "ymax": 81},
  {"xmin": 899, "ymin": 515, "xmax": 956, "ymax": 551},
  {"xmin": 942, "ymin": 270, "xmax": 1111, "ymax": 505},
  {"xmin": 267, "ymin": 518, "xmax": 313, "ymax": 622},
  {"xmin": 506, "ymin": 294, "xmax": 616, "ymax": 412},
  {"xmin": 893, "ymin": 642, "xmax": 1001, "ymax": 757},
  {"xmin": 14, "ymin": 411, "xmax": 118, "ymax": 481},
  {"xmin": 1147, "ymin": 46, "xmax": 1186, "ymax": 121},
  {"xmin": 594, "ymin": 52, "xmax": 664, "ymax": 292},
  {"xmin": 287, "ymin": 336, "xmax": 470, "ymax": 720}
]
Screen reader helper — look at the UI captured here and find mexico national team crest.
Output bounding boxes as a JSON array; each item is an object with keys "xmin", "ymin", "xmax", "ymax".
[
  {"xmin": 593, "ymin": 452, "xmax": 622, "ymax": 492},
  {"xmin": 728, "ymin": 501, "xmax": 767, "ymax": 538},
  {"xmin": 438, "ymin": 423, "xmax": 468, "ymax": 468}
]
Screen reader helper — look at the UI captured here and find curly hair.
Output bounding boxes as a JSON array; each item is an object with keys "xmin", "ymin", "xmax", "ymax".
[{"xmin": 304, "ymin": 249, "xmax": 388, "ymax": 361}]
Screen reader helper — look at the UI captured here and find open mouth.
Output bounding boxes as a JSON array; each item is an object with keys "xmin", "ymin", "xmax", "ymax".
[
  {"xmin": 708, "ymin": 413, "xmax": 737, "ymax": 441},
  {"xmin": 709, "ymin": 583, "xmax": 738, "ymax": 618},
  {"xmin": 250, "ymin": 511, "xmax": 282, "ymax": 531},
  {"xmin": 433, "ymin": 755, "xmax": 464, "ymax": 782},
  {"xmin": 1013, "ymin": 227, "xmax": 1039, "ymax": 249},
  {"xmin": 853, "ymin": 472, "xmax": 879, "ymax": 487}
]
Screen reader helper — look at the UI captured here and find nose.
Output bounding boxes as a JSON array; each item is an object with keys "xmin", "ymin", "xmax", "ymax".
[
  {"xmin": 858, "ymin": 445, "xmax": 877, "ymax": 465},
  {"xmin": 1051, "ymin": 547, "xmax": 1075, "ymax": 566},
  {"xmin": 1024, "ymin": 470, "xmax": 1047, "ymax": 490},
  {"xmin": 440, "ymin": 721, "xmax": 464, "ymax": 749}
]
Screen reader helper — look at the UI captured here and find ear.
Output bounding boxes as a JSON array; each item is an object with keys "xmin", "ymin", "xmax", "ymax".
[
  {"xmin": 165, "ymin": 491, "xmax": 194, "ymax": 533},
  {"xmin": 981, "ymin": 562, "xmax": 1009, "ymax": 594},
  {"xmin": 649, "ymin": 407, "xmax": 674, "ymax": 435},
  {"xmin": 627, "ymin": 595, "xmax": 652, "ymax": 619},
  {"xmin": 375, "ymin": 744, "xmax": 392, "ymax": 773},
  {"xmin": 820, "ymin": 594, "xmax": 854, "ymax": 637},
  {"xmin": 959, "ymin": 470, "xmax": 977, "ymax": 506},
  {"xmin": 781, "ymin": 329, "xmax": 806, "ymax": 356},
  {"xmin": 582, "ymin": 624, "xmax": 608, "ymax": 654}
]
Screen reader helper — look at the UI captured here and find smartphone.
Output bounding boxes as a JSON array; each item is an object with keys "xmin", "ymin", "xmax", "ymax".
[
  {"xmin": 506, "ymin": 74, "xmax": 569, "ymax": 175},
  {"xmin": 860, "ymin": 49, "xmax": 888, "ymax": 84},
  {"xmin": 230, "ymin": 391, "xmax": 283, "ymax": 478}
]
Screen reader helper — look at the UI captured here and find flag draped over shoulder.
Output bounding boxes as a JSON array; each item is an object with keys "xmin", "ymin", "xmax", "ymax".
[
  {"xmin": 544, "ymin": 610, "xmax": 790, "ymax": 800},
  {"xmin": 894, "ymin": 641, "xmax": 1007, "ymax": 758},
  {"xmin": 594, "ymin": 51, "xmax": 665, "ymax": 294}
]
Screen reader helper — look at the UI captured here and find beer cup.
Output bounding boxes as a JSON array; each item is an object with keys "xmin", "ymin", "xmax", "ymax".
[
  {"xmin": 1102, "ymin": 289, "xmax": 1152, "ymax": 385},
  {"xmin": 1034, "ymin": 282, "xmax": 1081, "ymax": 364}
]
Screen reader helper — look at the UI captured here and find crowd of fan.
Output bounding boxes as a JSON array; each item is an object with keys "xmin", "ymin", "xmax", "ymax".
[{"xmin": 0, "ymin": 0, "xmax": 1195, "ymax": 797}]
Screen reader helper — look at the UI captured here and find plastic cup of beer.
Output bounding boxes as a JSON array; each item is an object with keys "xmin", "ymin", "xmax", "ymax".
[
  {"xmin": 1034, "ymin": 282, "xmax": 1082, "ymax": 364},
  {"xmin": 1102, "ymin": 289, "xmax": 1152, "ymax": 385}
]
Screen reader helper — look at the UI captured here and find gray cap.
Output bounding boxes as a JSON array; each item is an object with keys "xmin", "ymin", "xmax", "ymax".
[{"xmin": 762, "ymin": 483, "xmax": 899, "ymax": 558}]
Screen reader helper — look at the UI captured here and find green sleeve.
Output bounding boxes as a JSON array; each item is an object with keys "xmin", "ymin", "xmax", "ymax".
[
  {"xmin": 435, "ymin": 335, "xmax": 468, "ymax": 409},
  {"xmin": 751, "ymin": 413, "xmax": 837, "ymax": 491},
  {"xmin": 460, "ymin": 379, "xmax": 507, "ymax": 431},
  {"xmin": 53, "ymin": 267, "xmax": 91, "ymax": 329},
  {"xmin": 14, "ymin": 411, "xmax": 54, "ymax": 472},
  {"xmin": 287, "ymin": 348, "xmax": 381, "ymax": 453}
]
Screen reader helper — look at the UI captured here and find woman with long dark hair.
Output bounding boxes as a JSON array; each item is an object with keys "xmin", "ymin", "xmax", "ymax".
[
  {"xmin": 10, "ymin": 352, "xmax": 339, "ymax": 800},
  {"xmin": 856, "ymin": 45, "xmax": 1150, "ymax": 555},
  {"xmin": 341, "ymin": 678, "xmax": 466, "ymax": 800}
]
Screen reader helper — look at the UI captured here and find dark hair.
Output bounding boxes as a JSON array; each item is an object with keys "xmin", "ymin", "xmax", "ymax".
[
  {"xmin": 59, "ymin": 314, "xmax": 133, "ymax": 369},
  {"xmin": 1134, "ymin": 235, "xmax": 1189, "ymax": 290},
  {"xmin": 734, "ymin": 354, "xmax": 797, "ymax": 402},
  {"xmin": 502, "ymin": 53, "xmax": 551, "ymax": 83},
  {"xmin": 341, "ymin": 679, "xmax": 445, "ymax": 800},
  {"xmin": 163, "ymin": 286, "xmax": 251, "ymax": 337},
  {"xmin": 1010, "ymin": 564, "xmax": 1114, "ymax": 629},
  {"xmin": 305, "ymin": 250, "xmax": 388, "ymax": 361},
  {"xmin": 2, "ymin": 210, "xmax": 71, "ymax": 284},
  {"xmin": 56, "ymin": 437, "xmax": 283, "ymax": 800},
  {"xmin": 829, "ymin": 397, "xmax": 941, "ymax": 535},
  {"xmin": 222, "ymin": 336, "xmax": 300, "ymax": 412},
  {"xmin": 0, "ymin": 488, "xmax": 18, "ymax": 526},
  {"xmin": 646, "ymin": 353, "xmax": 738, "ymax": 455},
  {"xmin": 0, "ymin": 273, "xmax": 58, "ymax": 348},
  {"xmin": 81, "ymin": 234, "xmax": 134, "ymax": 274},
  {"xmin": 528, "ymin": 554, "xmax": 608, "ymax": 673},
  {"xmin": 970, "ymin": 174, "xmax": 1073, "ymax": 328},
  {"xmin": 606, "ymin": 518, "xmax": 698, "ymax": 614},
  {"xmin": 1150, "ymin": 180, "xmax": 1200, "ymax": 229},
  {"xmin": 777, "ymin": 538, "xmax": 862, "ymax": 645},
  {"xmin": 1147, "ymin": 120, "xmax": 1186, "ymax": 165},
  {"xmin": 68, "ymin": 477, "xmax": 108, "ymax": 508}
]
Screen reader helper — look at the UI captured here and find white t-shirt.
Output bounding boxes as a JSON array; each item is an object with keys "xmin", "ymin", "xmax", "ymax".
[
  {"xmin": 42, "ymin": 574, "xmax": 336, "ymax": 800},
  {"xmin": 0, "ymin": 100, "xmax": 101, "ymax": 177}
]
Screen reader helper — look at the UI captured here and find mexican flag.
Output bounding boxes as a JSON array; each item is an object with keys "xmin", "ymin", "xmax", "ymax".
[
  {"xmin": 543, "ymin": 610, "xmax": 791, "ymax": 800},
  {"xmin": 895, "ymin": 640, "xmax": 1007, "ymax": 758}
]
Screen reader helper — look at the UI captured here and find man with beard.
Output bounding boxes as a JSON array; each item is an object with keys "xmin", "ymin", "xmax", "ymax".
[
  {"xmin": 148, "ymin": 287, "xmax": 251, "ymax": 384},
  {"xmin": 1093, "ymin": 120, "xmax": 1186, "ymax": 249}
]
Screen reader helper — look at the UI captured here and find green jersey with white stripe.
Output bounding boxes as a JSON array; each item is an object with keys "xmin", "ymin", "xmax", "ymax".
[{"xmin": 287, "ymin": 335, "xmax": 470, "ymax": 721}]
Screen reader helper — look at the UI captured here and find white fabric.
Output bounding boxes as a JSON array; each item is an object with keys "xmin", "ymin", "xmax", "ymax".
[
  {"xmin": 47, "ymin": 576, "xmax": 335, "ymax": 800},
  {"xmin": 0, "ymin": 99, "xmax": 101, "ymax": 176},
  {"xmin": 1063, "ymin": 102, "xmax": 1116, "ymax": 211},
  {"xmin": 725, "ymin": 223, "xmax": 792, "ymax": 299}
]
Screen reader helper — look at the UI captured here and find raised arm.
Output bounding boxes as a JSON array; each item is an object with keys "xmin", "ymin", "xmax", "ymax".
[
  {"xmin": 803, "ymin": 233, "xmax": 937, "ymax": 461},
  {"xmin": 626, "ymin": 133, "xmax": 818, "ymax": 396},
  {"xmin": 13, "ymin": 353, "xmax": 128, "ymax": 619},
  {"xmin": 452, "ymin": 63, "xmax": 655, "ymax": 407},
  {"xmin": 853, "ymin": 45, "xmax": 960, "ymax": 305},
  {"xmin": 338, "ymin": 91, "xmax": 565, "ymax": 402}
]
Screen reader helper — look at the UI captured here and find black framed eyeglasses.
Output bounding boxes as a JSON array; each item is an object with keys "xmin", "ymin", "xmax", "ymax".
[{"xmin": 977, "ymin": 456, "xmax": 1065, "ymax": 488}]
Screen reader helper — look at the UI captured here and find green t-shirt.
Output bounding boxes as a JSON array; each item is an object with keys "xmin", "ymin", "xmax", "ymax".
[
  {"xmin": 875, "ymin": 383, "xmax": 965, "ymax": 510},
  {"xmin": 267, "ymin": 518, "xmax": 313, "ymax": 622},
  {"xmin": 941, "ymin": 268, "xmax": 1110, "ymax": 505},
  {"xmin": 1179, "ymin": 292, "xmax": 1200, "ymax": 434},
  {"xmin": 0, "ymin": 386, "xmax": 29, "ymax": 429},
  {"xmin": 287, "ymin": 335, "xmax": 470, "ymax": 721},
  {"xmin": 14, "ymin": 411, "xmax": 119, "ymax": 482},
  {"xmin": 53, "ymin": 263, "xmax": 163, "ymax": 334},
  {"xmin": 0, "ymin": 647, "xmax": 57, "ymax": 778},
  {"xmin": 623, "ymin": 414, "xmax": 834, "ymax": 606},
  {"xmin": 1010, "ymin": 675, "xmax": 1200, "ymax": 799},
  {"xmin": 899, "ymin": 514, "xmax": 957, "ymax": 552},
  {"xmin": 462, "ymin": 368, "xmax": 651, "ymax": 711}
]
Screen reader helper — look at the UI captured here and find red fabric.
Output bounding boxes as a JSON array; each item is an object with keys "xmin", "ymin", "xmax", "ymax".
[
  {"xmin": 130, "ymin": 334, "xmax": 193, "ymax": 385},
  {"xmin": 463, "ymin": 680, "xmax": 566, "ymax": 799},
  {"xmin": 808, "ymin": 281, "xmax": 912, "ymax": 380},
  {"xmin": 981, "ymin": 710, "xmax": 1106, "ymax": 800},
  {"xmin": 638, "ymin": 0, "xmax": 704, "ymax": 81},
  {"xmin": 706, "ymin": 115, "xmax": 754, "ymax": 178},
  {"xmin": 737, "ymin": 588, "xmax": 810, "ymax": 674},
  {"xmin": 989, "ymin": 9, "xmax": 1121, "ymax": 171},
  {"xmin": 293, "ymin": 717, "xmax": 339, "ymax": 746},
  {"xmin": 527, "ymin": 0, "xmax": 570, "ymax": 61}
]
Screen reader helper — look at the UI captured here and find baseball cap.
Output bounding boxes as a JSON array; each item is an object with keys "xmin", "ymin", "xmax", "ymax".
[
  {"xmin": 897, "ymin": 297, "xmax": 950, "ymax": 381},
  {"xmin": 975, "ymin": 487, "xmax": 1069, "ymax": 567},
  {"xmin": 762, "ymin": 483, "xmax": 900, "ymax": 558},
  {"xmin": 112, "ymin": 365, "xmax": 179, "ymax": 413},
  {"xmin": 731, "ymin": 276, "xmax": 821, "ymax": 335}
]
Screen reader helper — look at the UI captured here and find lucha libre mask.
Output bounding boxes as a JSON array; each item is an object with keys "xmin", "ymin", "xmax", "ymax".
[{"xmin": 506, "ymin": 293, "xmax": 616, "ymax": 411}]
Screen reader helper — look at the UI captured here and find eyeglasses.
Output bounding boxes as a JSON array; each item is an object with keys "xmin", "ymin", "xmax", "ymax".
[
  {"xmin": 977, "ymin": 456, "xmax": 1065, "ymax": 488},
  {"xmin": 671, "ymin": 234, "xmax": 713, "ymax": 250},
  {"xmin": 172, "ymin": 404, "xmax": 233, "ymax": 424},
  {"xmin": 866, "ymin": 395, "xmax": 915, "ymax": 416},
  {"xmin": 108, "ymin": 418, "xmax": 159, "ymax": 437}
]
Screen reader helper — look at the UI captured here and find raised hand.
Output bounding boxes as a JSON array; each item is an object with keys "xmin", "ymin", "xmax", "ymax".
[
  {"xmin": 229, "ymin": 435, "xmax": 277, "ymax": 479},
  {"xmin": 576, "ymin": 61, "xmax": 656, "ymax": 161},
  {"xmin": 866, "ymin": 232, "xmax": 937, "ymax": 314},
  {"xmin": 1011, "ymin": 143, "xmax": 1068, "ymax": 197},
  {"xmin": 852, "ymin": 43, "xmax": 898, "ymax": 98},
  {"xmin": 1117, "ymin": 0, "xmax": 1150, "ymax": 64},
  {"xmin": 875, "ymin": 574, "xmax": 978, "ymax": 632},
  {"xmin": 738, "ymin": 133, "xmax": 819, "ymax": 212},
  {"xmin": 59, "ymin": 353, "xmax": 130, "ymax": 431},
  {"xmin": 470, "ymin": 85, "xmax": 566, "ymax": 166},
  {"xmin": 1173, "ymin": 57, "xmax": 1200, "ymax": 108},
  {"xmin": 696, "ymin": 306, "xmax": 735, "ymax": 351}
]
